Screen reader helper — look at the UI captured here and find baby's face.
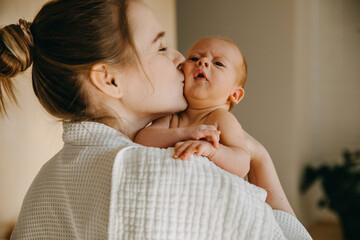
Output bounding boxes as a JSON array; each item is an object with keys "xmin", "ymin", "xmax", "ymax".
[{"xmin": 183, "ymin": 38, "xmax": 244, "ymax": 108}]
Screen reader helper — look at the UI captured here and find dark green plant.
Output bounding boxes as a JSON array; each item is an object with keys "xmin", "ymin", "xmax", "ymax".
[{"xmin": 301, "ymin": 149, "xmax": 360, "ymax": 240}]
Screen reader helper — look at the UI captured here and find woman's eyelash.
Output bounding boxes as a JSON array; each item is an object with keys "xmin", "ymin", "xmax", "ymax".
[{"xmin": 215, "ymin": 62, "xmax": 224, "ymax": 67}]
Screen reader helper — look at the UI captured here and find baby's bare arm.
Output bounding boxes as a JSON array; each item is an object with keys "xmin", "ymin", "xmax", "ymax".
[
  {"xmin": 209, "ymin": 111, "xmax": 250, "ymax": 178},
  {"xmin": 135, "ymin": 115, "xmax": 220, "ymax": 148},
  {"xmin": 135, "ymin": 115, "xmax": 185, "ymax": 148},
  {"xmin": 174, "ymin": 110, "xmax": 250, "ymax": 178}
]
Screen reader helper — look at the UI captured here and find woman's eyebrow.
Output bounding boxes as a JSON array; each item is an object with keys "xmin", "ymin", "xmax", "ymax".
[{"xmin": 152, "ymin": 31, "xmax": 165, "ymax": 44}]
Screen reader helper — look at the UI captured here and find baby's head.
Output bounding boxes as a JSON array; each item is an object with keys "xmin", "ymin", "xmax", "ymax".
[{"xmin": 183, "ymin": 37, "xmax": 247, "ymax": 111}]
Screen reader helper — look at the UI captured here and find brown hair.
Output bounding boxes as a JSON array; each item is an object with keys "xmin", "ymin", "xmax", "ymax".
[{"xmin": 0, "ymin": 0, "xmax": 137, "ymax": 121}]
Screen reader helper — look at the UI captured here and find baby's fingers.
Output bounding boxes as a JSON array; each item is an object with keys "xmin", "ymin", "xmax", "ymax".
[
  {"xmin": 196, "ymin": 142, "xmax": 214, "ymax": 158},
  {"xmin": 173, "ymin": 142, "xmax": 187, "ymax": 158},
  {"xmin": 179, "ymin": 143, "xmax": 198, "ymax": 160},
  {"xmin": 195, "ymin": 125, "xmax": 219, "ymax": 139},
  {"xmin": 211, "ymin": 132, "xmax": 220, "ymax": 148},
  {"xmin": 196, "ymin": 144, "xmax": 206, "ymax": 156},
  {"xmin": 174, "ymin": 141, "xmax": 198, "ymax": 160},
  {"xmin": 174, "ymin": 142, "xmax": 195, "ymax": 159},
  {"xmin": 204, "ymin": 131, "xmax": 220, "ymax": 148}
]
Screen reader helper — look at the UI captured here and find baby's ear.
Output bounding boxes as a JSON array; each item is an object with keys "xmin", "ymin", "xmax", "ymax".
[
  {"xmin": 228, "ymin": 86, "xmax": 245, "ymax": 104},
  {"xmin": 90, "ymin": 63, "xmax": 122, "ymax": 98}
]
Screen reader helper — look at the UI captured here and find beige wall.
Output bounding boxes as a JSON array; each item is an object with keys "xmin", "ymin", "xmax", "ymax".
[
  {"xmin": 177, "ymin": 0, "xmax": 360, "ymax": 226},
  {"xmin": 0, "ymin": 0, "xmax": 177, "ymax": 237},
  {"xmin": 145, "ymin": 0, "xmax": 177, "ymax": 48},
  {"xmin": 294, "ymin": 0, "xmax": 360, "ymax": 224},
  {"xmin": 0, "ymin": 1, "xmax": 57, "ymax": 236}
]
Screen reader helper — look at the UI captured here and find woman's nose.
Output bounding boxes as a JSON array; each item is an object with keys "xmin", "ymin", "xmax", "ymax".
[
  {"xmin": 197, "ymin": 58, "xmax": 209, "ymax": 68},
  {"xmin": 172, "ymin": 48, "xmax": 185, "ymax": 71}
]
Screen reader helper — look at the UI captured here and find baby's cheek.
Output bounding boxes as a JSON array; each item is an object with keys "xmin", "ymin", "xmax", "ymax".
[{"xmin": 182, "ymin": 63, "xmax": 192, "ymax": 74}]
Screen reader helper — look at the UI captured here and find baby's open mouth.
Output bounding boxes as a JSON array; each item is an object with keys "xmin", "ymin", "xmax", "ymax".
[{"xmin": 194, "ymin": 71, "xmax": 207, "ymax": 80}]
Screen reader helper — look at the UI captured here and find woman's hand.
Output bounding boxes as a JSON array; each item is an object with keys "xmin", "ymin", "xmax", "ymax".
[
  {"xmin": 173, "ymin": 140, "xmax": 216, "ymax": 160},
  {"xmin": 188, "ymin": 125, "xmax": 220, "ymax": 148}
]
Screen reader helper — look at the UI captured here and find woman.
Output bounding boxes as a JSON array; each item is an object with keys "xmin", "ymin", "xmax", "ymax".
[{"xmin": 0, "ymin": 0, "xmax": 311, "ymax": 239}]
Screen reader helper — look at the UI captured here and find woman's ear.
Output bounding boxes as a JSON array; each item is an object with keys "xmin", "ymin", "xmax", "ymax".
[
  {"xmin": 228, "ymin": 86, "xmax": 245, "ymax": 104},
  {"xmin": 90, "ymin": 64, "xmax": 122, "ymax": 98}
]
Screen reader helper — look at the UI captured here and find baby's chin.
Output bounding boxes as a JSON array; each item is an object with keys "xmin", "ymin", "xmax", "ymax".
[{"xmin": 183, "ymin": 96, "xmax": 210, "ymax": 109}]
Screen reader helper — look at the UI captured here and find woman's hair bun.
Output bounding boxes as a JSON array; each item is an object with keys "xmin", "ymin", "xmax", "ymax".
[
  {"xmin": 0, "ymin": 20, "xmax": 34, "ymax": 115},
  {"xmin": 0, "ymin": 20, "xmax": 33, "ymax": 78}
]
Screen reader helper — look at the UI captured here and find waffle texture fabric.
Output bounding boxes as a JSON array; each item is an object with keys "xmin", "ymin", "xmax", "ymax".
[{"xmin": 11, "ymin": 121, "xmax": 312, "ymax": 240}]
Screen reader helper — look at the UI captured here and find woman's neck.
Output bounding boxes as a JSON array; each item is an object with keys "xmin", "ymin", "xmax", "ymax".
[
  {"xmin": 99, "ymin": 113, "xmax": 153, "ymax": 141},
  {"xmin": 94, "ymin": 98, "xmax": 159, "ymax": 141}
]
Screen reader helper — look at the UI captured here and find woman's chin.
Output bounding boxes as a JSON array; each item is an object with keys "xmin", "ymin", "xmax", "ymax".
[
  {"xmin": 167, "ymin": 101, "xmax": 187, "ymax": 115},
  {"xmin": 178, "ymin": 98, "xmax": 188, "ymax": 112}
]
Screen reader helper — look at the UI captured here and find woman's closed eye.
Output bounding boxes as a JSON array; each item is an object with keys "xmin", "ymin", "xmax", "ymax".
[{"xmin": 159, "ymin": 46, "xmax": 167, "ymax": 52}]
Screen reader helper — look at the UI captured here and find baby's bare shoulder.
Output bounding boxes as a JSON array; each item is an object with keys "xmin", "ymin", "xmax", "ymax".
[
  {"xmin": 205, "ymin": 109, "xmax": 236, "ymax": 126},
  {"xmin": 209, "ymin": 108, "xmax": 236, "ymax": 121}
]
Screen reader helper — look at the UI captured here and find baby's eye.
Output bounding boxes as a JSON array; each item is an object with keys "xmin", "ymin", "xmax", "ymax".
[
  {"xmin": 189, "ymin": 57, "xmax": 199, "ymax": 62},
  {"xmin": 159, "ymin": 46, "xmax": 168, "ymax": 52},
  {"xmin": 215, "ymin": 62, "xmax": 224, "ymax": 67}
]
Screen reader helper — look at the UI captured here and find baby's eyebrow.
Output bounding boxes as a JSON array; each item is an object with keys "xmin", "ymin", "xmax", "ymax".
[
  {"xmin": 152, "ymin": 31, "xmax": 165, "ymax": 44},
  {"xmin": 214, "ymin": 56, "xmax": 228, "ymax": 61}
]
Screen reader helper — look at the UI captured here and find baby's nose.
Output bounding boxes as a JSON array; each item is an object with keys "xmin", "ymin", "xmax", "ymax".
[{"xmin": 198, "ymin": 58, "xmax": 209, "ymax": 68}]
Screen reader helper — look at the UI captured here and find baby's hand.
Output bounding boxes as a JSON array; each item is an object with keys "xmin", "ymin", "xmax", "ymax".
[
  {"xmin": 189, "ymin": 125, "xmax": 220, "ymax": 148},
  {"xmin": 173, "ymin": 140, "xmax": 216, "ymax": 160}
]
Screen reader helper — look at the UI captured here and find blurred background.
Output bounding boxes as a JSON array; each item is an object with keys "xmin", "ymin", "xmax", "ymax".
[{"xmin": 1, "ymin": 0, "xmax": 359, "ymax": 239}]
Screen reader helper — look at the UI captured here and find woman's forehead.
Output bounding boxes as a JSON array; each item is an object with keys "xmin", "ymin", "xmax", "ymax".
[{"xmin": 128, "ymin": 1, "xmax": 164, "ymax": 47}]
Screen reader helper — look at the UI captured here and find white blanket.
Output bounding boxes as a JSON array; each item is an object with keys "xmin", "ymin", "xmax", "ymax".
[
  {"xmin": 109, "ymin": 146, "xmax": 312, "ymax": 240},
  {"xmin": 11, "ymin": 122, "xmax": 311, "ymax": 239}
]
